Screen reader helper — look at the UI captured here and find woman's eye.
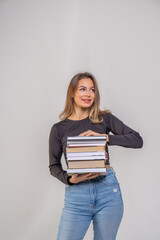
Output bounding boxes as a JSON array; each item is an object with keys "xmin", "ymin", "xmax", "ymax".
[
  {"xmin": 79, "ymin": 88, "xmax": 95, "ymax": 92},
  {"xmin": 90, "ymin": 89, "xmax": 95, "ymax": 92},
  {"xmin": 80, "ymin": 88, "xmax": 86, "ymax": 91}
]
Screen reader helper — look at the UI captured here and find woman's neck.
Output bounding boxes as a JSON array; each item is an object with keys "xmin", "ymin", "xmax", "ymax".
[{"xmin": 68, "ymin": 109, "xmax": 89, "ymax": 120}]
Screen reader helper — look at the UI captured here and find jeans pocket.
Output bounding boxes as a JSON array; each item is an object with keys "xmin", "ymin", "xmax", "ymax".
[{"xmin": 101, "ymin": 173, "xmax": 119, "ymax": 186}]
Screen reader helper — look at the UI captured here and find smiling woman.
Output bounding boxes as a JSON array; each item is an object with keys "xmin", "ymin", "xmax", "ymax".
[
  {"xmin": 49, "ymin": 72, "xmax": 143, "ymax": 240},
  {"xmin": 74, "ymin": 78, "xmax": 95, "ymax": 108},
  {"xmin": 59, "ymin": 72, "xmax": 111, "ymax": 123},
  {"xmin": 69, "ymin": 78, "xmax": 95, "ymax": 117}
]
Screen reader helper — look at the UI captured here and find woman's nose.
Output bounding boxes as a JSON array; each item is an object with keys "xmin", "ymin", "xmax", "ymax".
[{"xmin": 85, "ymin": 90, "xmax": 91, "ymax": 96}]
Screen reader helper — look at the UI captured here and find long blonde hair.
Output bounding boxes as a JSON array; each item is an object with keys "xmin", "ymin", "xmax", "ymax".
[{"xmin": 59, "ymin": 72, "xmax": 111, "ymax": 123}]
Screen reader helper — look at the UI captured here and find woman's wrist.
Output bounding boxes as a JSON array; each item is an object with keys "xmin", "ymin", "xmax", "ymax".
[
  {"xmin": 101, "ymin": 134, "xmax": 109, "ymax": 143},
  {"xmin": 106, "ymin": 134, "xmax": 109, "ymax": 143}
]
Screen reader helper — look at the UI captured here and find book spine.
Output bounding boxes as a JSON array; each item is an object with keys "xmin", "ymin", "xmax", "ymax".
[
  {"xmin": 66, "ymin": 136, "xmax": 109, "ymax": 174},
  {"xmin": 67, "ymin": 136, "xmax": 107, "ymax": 141},
  {"xmin": 66, "ymin": 146, "xmax": 105, "ymax": 152},
  {"xmin": 67, "ymin": 155, "xmax": 106, "ymax": 161},
  {"xmin": 68, "ymin": 160, "xmax": 105, "ymax": 169},
  {"xmin": 67, "ymin": 168, "xmax": 107, "ymax": 173}
]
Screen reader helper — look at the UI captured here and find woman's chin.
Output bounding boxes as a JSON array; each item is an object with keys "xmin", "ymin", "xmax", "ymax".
[{"xmin": 81, "ymin": 104, "xmax": 92, "ymax": 109}]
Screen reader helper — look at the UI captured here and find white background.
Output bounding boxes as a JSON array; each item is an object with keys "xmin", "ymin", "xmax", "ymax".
[{"xmin": 0, "ymin": 0, "xmax": 160, "ymax": 239}]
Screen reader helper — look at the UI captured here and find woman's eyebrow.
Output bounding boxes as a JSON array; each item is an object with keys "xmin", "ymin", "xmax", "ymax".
[{"xmin": 78, "ymin": 85, "xmax": 95, "ymax": 88}]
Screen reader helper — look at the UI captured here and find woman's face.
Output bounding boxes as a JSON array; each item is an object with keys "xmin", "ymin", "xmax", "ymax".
[{"xmin": 73, "ymin": 78, "xmax": 95, "ymax": 110}]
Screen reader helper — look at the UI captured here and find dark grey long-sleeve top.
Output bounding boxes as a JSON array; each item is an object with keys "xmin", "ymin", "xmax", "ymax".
[{"xmin": 49, "ymin": 113, "xmax": 143, "ymax": 185}]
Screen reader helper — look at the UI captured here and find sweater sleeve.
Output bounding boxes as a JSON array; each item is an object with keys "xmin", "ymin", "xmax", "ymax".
[
  {"xmin": 49, "ymin": 125, "xmax": 71, "ymax": 185},
  {"xmin": 107, "ymin": 113, "xmax": 143, "ymax": 148}
]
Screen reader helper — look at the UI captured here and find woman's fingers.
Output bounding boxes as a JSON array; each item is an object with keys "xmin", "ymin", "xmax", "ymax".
[
  {"xmin": 71, "ymin": 172, "xmax": 100, "ymax": 183},
  {"xmin": 79, "ymin": 131, "xmax": 89, "ymax": 136},
  {"xmin": 79, "ymin": 130, "xmax": 99, "ymax": 136},
  {"xmin": 86, "ymin": 173, "xmax": 100, "ymax": 179}
]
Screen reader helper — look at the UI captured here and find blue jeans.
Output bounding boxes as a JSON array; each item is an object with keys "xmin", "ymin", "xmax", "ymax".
[{"xmin": 57, "ymin": 167, "xmax": 124, "ymax": 240}]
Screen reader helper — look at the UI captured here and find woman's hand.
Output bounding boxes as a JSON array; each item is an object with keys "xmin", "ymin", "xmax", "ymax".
[
  {"xmin": 79, "ymin": 130, "xmax": 109, "ymax": 142},
  {"xmin": 69, "ymin": 172, "xmax": 100, "ymax": 184}
]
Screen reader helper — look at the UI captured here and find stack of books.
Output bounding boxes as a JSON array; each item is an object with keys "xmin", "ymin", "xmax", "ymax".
[{"xmin": 66, "ymin": 136, "xmax": 108, "ymax": 175}]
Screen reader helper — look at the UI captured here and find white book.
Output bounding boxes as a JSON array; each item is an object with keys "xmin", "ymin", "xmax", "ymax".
[
  {"xmin": 66, "ymin": 151, "xmax": 105, "ymax": 157},
  {"xmin": 67, "ymin": 168, "xmax": 107, "ymax": 174},
  {"xmin": 68, "ymin": 143, "xmax": 106, "ymax": 147},
  {"xmin": 67, "ymin": 136, "xmax": 106, "ymax": 141},
  {"xmin": 67, "ymin": 140, "xmax": 106, "ymax": 145},
  {"xmin": 67, "ymin": 155, "xmax": 106, "ymax": 161}
]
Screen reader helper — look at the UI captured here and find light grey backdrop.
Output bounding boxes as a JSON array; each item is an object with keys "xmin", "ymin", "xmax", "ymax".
[{"xmin": 1, "ymin": 0, "xmax": 160, "ymax": 239}]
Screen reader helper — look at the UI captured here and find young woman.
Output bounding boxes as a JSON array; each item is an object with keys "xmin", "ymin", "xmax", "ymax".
[{"xmin": 49, "ymin": 72, "xmax": 143, "ymax": 240}]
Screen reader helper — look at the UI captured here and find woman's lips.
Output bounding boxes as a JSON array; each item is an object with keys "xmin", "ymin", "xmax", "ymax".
[{"xmin": 82, "ymin": 99, "xmax": 91, "ymax": 103}]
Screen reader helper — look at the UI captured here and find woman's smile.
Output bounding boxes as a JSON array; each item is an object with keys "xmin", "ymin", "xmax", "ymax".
[{"xmin": 82, "ymin": 98, "xmax": 91, "ymax": 103}]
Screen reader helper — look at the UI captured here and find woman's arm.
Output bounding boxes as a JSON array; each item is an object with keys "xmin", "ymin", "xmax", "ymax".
[
  {"xmin": 49, "ymin": 125, "xmax": 70, "ymax": 185},
  {"xmin": 106, "ymin": 113, "xmax": 143, "ymax": 148},
  {"xmin": 78, "ymin": 114, "xmax": 143, "ymax": 148}
]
